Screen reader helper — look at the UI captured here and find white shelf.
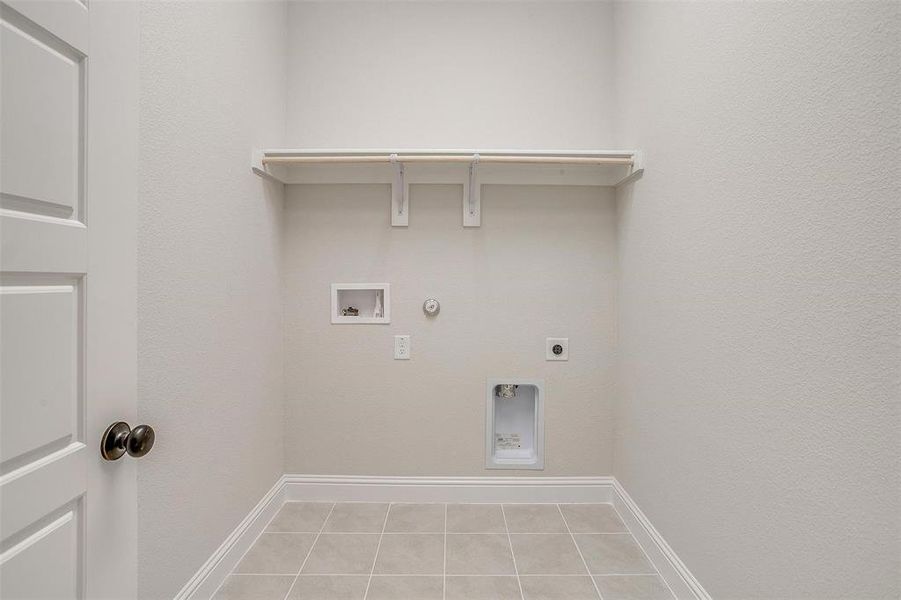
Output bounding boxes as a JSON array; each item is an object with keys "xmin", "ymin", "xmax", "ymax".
[{"xmin": 252, "ymin": 148, "xmax": 644, "ymax": 228}]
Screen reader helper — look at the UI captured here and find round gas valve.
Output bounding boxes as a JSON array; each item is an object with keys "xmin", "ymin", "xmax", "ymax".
[{"xmin": 422, "ymin": 298, "xmax": 440, "ymax": 316}]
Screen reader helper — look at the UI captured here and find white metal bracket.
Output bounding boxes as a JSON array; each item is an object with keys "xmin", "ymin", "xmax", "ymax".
[
  {"xmin": 390, "ymin": 154, "xmax": 409, "ymax": 227},
  {"xmin": 251, "ymin": 149, "xmax": 285, "ymax": 184},
  {"xmin": 614, "ymin": 149, "xmax": 645, "ymax": 187},
  {"xmin": 463, "ymin": 153, "xmax": 481, "ymax": 227}
]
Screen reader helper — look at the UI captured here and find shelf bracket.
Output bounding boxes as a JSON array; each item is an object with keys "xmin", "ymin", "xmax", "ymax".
[
  {"xmin": 614, "ymin": 150, "xmax": 644, "ymax": 187},
  {"xmin": 464, "ymin": 153, "xmax": 481, "ymax": 227},
  {"xmin": 251, "ymin": 149, "xmax": 285, "ymax": 184},
  {"xmin": 390, "ymin": 153, "xmax": 408, "ymax": 227}
]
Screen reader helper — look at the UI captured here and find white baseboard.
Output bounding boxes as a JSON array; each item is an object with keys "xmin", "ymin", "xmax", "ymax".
[
  {"xmin": 283, "ymin": 475, "xmax": 614, "ymax": 504},
  {"xmin": 612, "ymin": 479, "xmax": 712, "ymax": 600},
  {"xmin": 173, "ymin": 475, "xmax": 286, "ymax": 600},
  {"xmin": 178, "ymin": 475, "xmax": 708, "ymax": 600}
]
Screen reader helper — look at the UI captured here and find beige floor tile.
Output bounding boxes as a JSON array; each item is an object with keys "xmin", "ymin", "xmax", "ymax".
[
  {"xmin": 575, "ymin": 534, "xmax": 655, "ymax": 575},
  {"xmin": 445, "ymin": 534, "xmax": 516, "ymax": 575},
  {"xmin": 373, "ymin": 533, "xmax": 444, "ymax": 574},
  {"xmin": 509, "ymin": 534, "xmax": 587, "ymax": 575},
  {"xmin": 503, "ymin": 504, "xmax": 568, "ymax": 533},
  {"xmin": 446, "ymin": 504, "xmax": 507, "ymax": 533},
  {"xmin": 212, "ymin": 574, "xmax": 295, "ymax": 600},
  {"xmin": 365, "ymin": 576, "xmax": 444, "ymax": 599},
  {"xmin": 301, "ymin": 534, "xmax": 380, "ymax": 574},
  {"xmin": 267, "ymin": 502, "xmax": 334, "ymax": 533},
  {"xmin": 559, "ymin": 504, "xmax": 628, "ymax": 533},
  {"xmin": 223, "ymin": 504, "xmax": 669, "ymax": 600},
  {"xmin": 384, "ymin": 503, "xmax": 445, "ymax": 533},
  {"xmin": 445, "ymin": 575, "xmax": 521, "ymax": 600},
  {"xmin": 593, "ymin": 575, "xmax": 674, "ymax": 599},
  {"xmin": 323, "ymin": 503, "xmax": 389, "ymax": 533},
  {"xmin": 287, "ymin": 575, "xmax": 368, "ymax": 599},
  {"xmin": 233, "ymin": 533, "xmax": 316, "ymax": 574},
  {"xmin": 520, "ymin": 576, "xmax": 600, "ymax": 600}
]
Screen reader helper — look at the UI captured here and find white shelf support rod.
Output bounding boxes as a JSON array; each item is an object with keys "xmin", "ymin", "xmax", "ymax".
[
  {"xmin": 464, "ymin": 153, "xmax": 481, "ymax": 227},
  {"xmin": 390, "ymin": 153, "xmax": 408, "ymax": 227}
]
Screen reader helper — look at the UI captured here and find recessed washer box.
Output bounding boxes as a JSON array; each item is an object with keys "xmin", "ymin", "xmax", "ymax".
[
  {"xmin": 485, "ymin": 378, "xmax": 545, "ymax": 470},
  {"xmin": 330, "ymin": 283, "xmax": 390, "ymax": 324}
]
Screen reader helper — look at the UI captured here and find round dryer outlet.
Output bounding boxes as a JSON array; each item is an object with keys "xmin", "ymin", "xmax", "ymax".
[{"xmin": 546, "ymin": 338, "xmax": 569, "ymax": 361}]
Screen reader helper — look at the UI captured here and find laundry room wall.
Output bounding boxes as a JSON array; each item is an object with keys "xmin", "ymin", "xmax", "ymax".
[{"xmin": 137, "ymin": 1, "xmax": 288, "ymax": 597}]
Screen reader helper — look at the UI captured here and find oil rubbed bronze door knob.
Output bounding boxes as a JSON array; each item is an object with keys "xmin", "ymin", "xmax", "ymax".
[{"xmin": 101, "ymin": 422, "xmax": 155, "ymax": 461}]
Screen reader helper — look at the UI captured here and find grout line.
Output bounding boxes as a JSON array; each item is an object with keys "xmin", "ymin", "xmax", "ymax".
[
  {"xmin": 500, "ymin": 505, "xmax": 525, "ymax": 600},
  {"xmin": 221, "ymin": 573, "xmax": 298, "ymax": 577},
  {"xmin": 308, "ymin": 531, "xmax": 443, "ymax": 535},
  {"xmin": 406, "ymin": 531, "xmax": 618, "ymax": 535},
  {"xmin": 362, "ymin": 503, "xmax": 392, "ymax": 600},
  {"xmin": 248, "ymin": 531, "xmax": 634, "ymax": 536},
  {"xmin": 258, "ymin": 531, "xmax": 631, "ymax": 535},
  {"xmin": 609, "ymin": 502, "xmax": 677, "ymax": 599},
  {"xmin": 281, "ymin": 502, "xmax": 336, "ymax": 600},
  {"xmin": 443, "ymin": 503, "xmax": 447, "ymax": 600},
  {"xmin": 278, "ymin": 502, "xmax": 613, "ymax": 505},
  {"xmin": 557, "ymin": 504, "xmax": 604, "ymax": 600},
  {"xmin": 591, "ymin": 573, "xmax": 662, "ymax": 577},
  {"xmin": 451, "ymin": 531, "xmax": 628, "ymax": 535},
  {"xmin": 239, "ymin": 572, "xmax": 662, "ymax": 577}
]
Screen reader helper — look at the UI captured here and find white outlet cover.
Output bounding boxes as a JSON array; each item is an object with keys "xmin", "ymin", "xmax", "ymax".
[
  {"xmin": 394, "ymin": 335, "xmax": 411, "ymax": 360},
  {"xmin": 546, "ymin": 338, "xmax": 569, "ymax": 361}
]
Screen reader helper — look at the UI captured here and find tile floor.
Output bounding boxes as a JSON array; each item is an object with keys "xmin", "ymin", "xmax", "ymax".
[{"xmin": 213, "ymin": 502, "xmax": 675, "ymax": 600}]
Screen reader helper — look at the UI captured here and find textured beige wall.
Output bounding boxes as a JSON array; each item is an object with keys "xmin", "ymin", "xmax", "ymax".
[
  {"xmin": 613, "ymin": 2, "xmax": 900, "ymax": 598},
  {"xmin": 137, "ymin": 2, "xmax": 287, "ymax": 598},
  {"xmin": 284, "ymin": 184, "xmax": 616, "ymax": 475},
  {"xmin": 286, "ymin": 0, "xmax": 615, "ymax": 149}
]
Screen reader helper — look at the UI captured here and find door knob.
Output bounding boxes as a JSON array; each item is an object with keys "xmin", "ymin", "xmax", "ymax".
[{"xmin": 101, "ymin": 421, "xmax": 155, "ymax": 461}]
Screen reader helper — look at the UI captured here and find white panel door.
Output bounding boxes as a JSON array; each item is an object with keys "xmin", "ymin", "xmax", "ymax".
[{"xmin": 0, "ymin": 1, "xmax": 138, "ymax": 598}]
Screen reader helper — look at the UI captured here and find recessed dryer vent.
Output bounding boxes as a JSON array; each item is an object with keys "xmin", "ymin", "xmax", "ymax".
[{"xmin": 486, "ymin": 379, "xmax": 544, "ymax": 470}]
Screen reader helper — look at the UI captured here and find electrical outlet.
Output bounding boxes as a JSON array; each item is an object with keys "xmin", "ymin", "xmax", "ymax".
[
  {"xmin": 546, "ymin": 337, "xmax": 569, "ymax": 361},
  {"xmin": 394, "ymin": 335, "xmax": 411, "ymax": 360}
]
